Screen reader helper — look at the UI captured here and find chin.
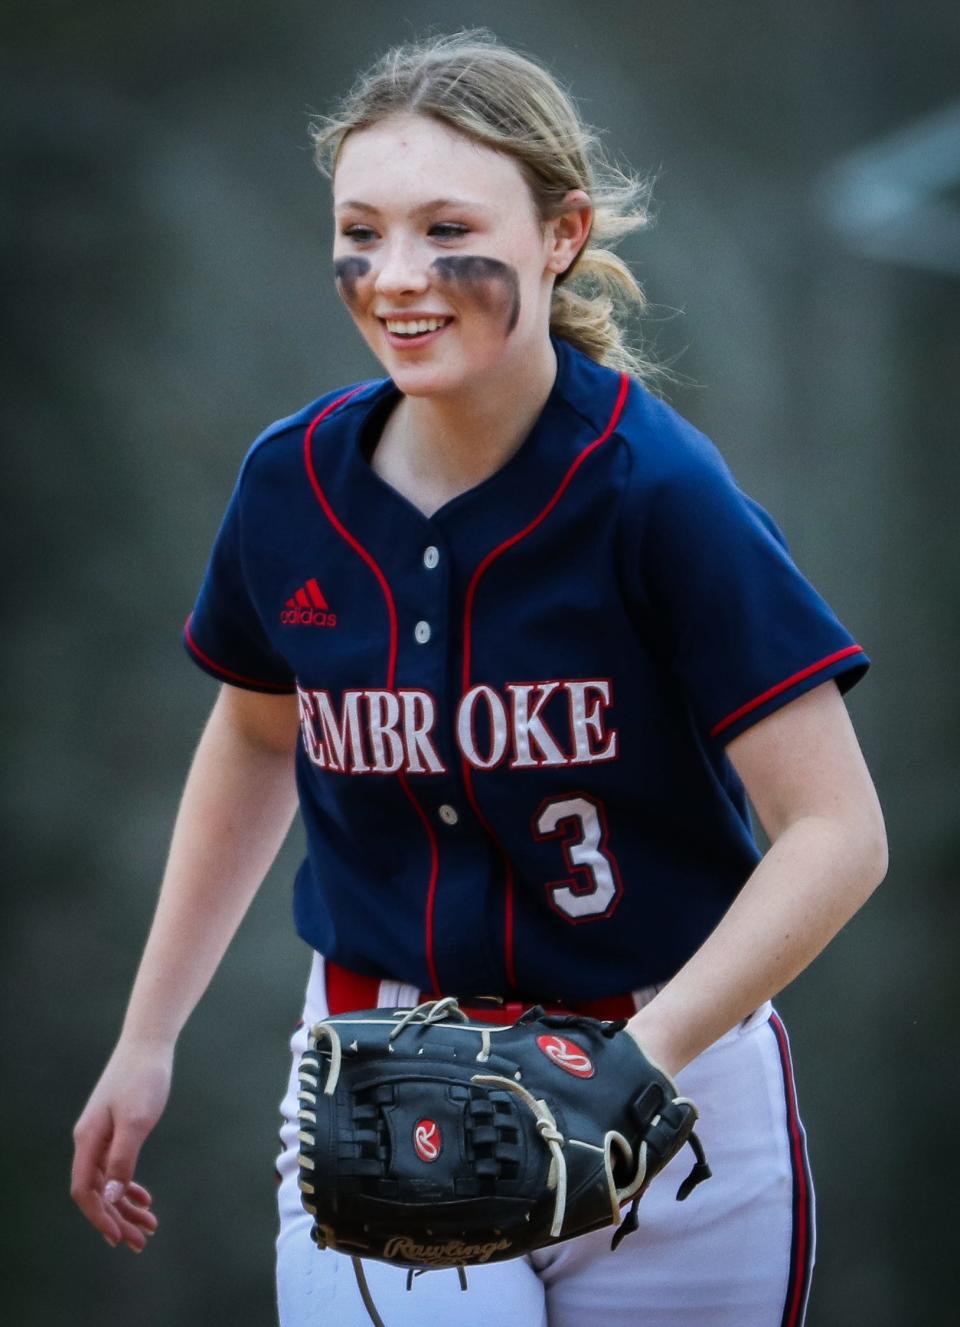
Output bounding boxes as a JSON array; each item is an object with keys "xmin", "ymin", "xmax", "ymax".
[
  {"xmin": 382, "ymin": 356, "xmax": 486, "ymax": 399},
  {"xmin": 360, "ymin": 324, "xmax": 508, "ymax": 396},
  {"xmin": 389, "ymin": 368, "xmax": 460, "ymax": 397}
]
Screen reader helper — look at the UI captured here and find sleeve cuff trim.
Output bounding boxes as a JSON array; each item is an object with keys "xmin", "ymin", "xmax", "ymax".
[
  {"xmin": 709, "ymin": 644, "xmax": 866, "ymax": 738},
  {"xmin": 183, "ymin": 615, "xmax": 295, "ymax": 693}
]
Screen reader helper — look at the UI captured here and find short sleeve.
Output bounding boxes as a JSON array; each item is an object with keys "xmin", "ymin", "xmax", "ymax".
[
  {"xmin": 183, "ymin": 478, "xmax": 296, "ymax": 694},
  {"xmin": 637, "ymin": 443, "xmax": 869, "ymax": 744}
]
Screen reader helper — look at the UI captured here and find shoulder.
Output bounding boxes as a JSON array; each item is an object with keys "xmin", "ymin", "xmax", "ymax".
[
  {"xmin": 554, "ymin": 339, "xmax": 733, "ymax": 498},
  {"xmin": 237, "ymin": 377, "xmax": 386, "ymax": 488},
  {"xmin": 613, "ymin": 378, "xmax": 789, "ymax": 553},
  {"xmin": 617, "ymin": 378, "xmax": 735, "ymax": 499},
  {"xmin": 614, "ymin": 380, "xmax": 791, "ymax": 563}
]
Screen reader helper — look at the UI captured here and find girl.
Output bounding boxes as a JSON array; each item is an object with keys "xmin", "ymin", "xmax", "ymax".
[{"xmin": 71, "ymin": 31, "xmax": 887, "ymax": 1327}]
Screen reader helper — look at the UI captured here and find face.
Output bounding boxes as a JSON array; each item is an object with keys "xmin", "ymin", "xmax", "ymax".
[{"xmin": 332, "ymin": 113, "xmax": 586, "ymax": 398}]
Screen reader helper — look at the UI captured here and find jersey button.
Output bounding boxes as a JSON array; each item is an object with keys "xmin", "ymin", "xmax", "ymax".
[
  {"xmin": 414, "ymin": 620, "xmax": 431, "ymax": 644},
  {"xmin": 423, "ymin": 546, "xmax": 440, "ymax": 570},
  {"xmin": 438, "ymin": 804, "xmax": 459, "ymax": 826}
]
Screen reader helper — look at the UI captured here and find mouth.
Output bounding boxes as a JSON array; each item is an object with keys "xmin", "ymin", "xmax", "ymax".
[{"xmin": 379, "ymin": 315, "xmax": 453, "ymax": 349}]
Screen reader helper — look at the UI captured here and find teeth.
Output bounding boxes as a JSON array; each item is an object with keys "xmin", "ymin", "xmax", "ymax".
[{"xmin": 385, "ymin": 317, "xmax": 448, "ymax": 335}]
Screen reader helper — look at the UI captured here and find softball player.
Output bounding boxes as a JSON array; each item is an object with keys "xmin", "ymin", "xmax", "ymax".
[{"xmin": 71, "ymin": 32, "xmax": 887, "ymax": 1327}]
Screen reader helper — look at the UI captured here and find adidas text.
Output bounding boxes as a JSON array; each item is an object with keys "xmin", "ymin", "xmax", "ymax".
[{"xmin": 281, "ymin": 608, "xmax": 337, "ymax": 628}]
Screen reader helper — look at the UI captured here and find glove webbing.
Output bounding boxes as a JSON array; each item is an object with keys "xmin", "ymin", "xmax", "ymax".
[{"xmin": 471, "ymin": 1073, "xmax": 567, "ymax": 1236}]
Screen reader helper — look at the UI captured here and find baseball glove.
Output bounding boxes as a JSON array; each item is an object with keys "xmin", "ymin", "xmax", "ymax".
[{"xmin": 297, "ymin": 997, "xmax": 710, "ymax": 1323}]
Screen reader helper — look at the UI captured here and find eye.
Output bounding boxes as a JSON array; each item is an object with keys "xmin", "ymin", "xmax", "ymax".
[
  {"xmin": 342, "ymin": 224, "xmax": 377, "ymax": 243},
  {"xmin": 429, "ymin": 222, "xmax": 469, "ymax": 240}
]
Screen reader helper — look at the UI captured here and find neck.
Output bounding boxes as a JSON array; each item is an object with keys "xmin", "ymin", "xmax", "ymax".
[{"xmin": 386, "ymin": 339, "xmax": 559, "ymax": 494}]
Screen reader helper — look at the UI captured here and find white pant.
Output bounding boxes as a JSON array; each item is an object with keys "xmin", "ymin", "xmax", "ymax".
[{"xmin": 276, "ymin": 953, "xmax": 814, "ymax": 1327}]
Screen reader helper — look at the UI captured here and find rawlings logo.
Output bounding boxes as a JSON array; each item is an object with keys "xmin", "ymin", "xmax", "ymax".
[
  {"xmin": 382, "ymin": 1236, "xmax": 512, "ymax": 1265},
  {"xmin": 536, "ymin": 1034, "xmax": 595, "ymax": 1078},
  {"xmin": 413, "ymin": 1118, "xmax": 441, "ymax": 1163}
]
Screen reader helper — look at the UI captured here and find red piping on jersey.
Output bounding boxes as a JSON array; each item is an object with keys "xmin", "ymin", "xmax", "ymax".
[
  {"xmin": 183, "ymin": 613, "xmax": 293, "ymax": 691},
  {"xmin": 303, "ymin": 389, "xmax": 397, "ymax": 681},
  {"xmin": 302, "ymin": 388, "xmax": 443, "ymax": 997},
  {"xmin": 458, "ymin": 372, "xmax": 631, "ymax": 990},
  {"xmin": 769, "ymin": 1012, "xmax": 814, "ymax": 1327},
  {"xmin": 710, "ymin": 644, "xmax": 865, "ymax": 738},
  {"xmin": 399, "ymin": 777, "xmax": 443, "ymax": 996}
]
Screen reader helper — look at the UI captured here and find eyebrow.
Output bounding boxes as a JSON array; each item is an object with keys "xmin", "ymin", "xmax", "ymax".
[{"xmin": 334, "ymin": 196, "xmax": 495, "ymax": 217}]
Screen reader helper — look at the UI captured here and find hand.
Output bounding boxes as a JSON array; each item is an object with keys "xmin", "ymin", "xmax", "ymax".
[{"xmin": 71, "ymin": 1042, "xmax": 173, "ymax": 1251}]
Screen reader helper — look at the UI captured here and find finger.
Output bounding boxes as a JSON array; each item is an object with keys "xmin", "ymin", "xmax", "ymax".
[
  {"xmin": 116, "ymin": 1194, "xmax": 158, "ymax": 1233},
  {"xmin": 103, "ymin": 1172, "xmax": 158, "ymax": 1247},
  {"xmin": 71, "ymin": 1116, "xmax": 123, "ymax": 1243},
  {"xmin": 117, "ymin": 1225, "xmax": 147, "ymax": 1252},
  {"xmin": 101, "ymin": 1190, "xmax": 153, "ymax": 1250},
  {"xmin": 103, "ymin": 1117, "xmax": 151, "ymax": 1201}
]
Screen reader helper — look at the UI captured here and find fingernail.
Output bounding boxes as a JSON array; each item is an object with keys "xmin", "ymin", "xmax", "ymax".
[
  {"xmin": 103, "ymin": 1234, "xmax": 118, "ymax": 1249},
  {"xmin": 104, "ymin": 1180, "xmax": 124, "ymax": 1203}
]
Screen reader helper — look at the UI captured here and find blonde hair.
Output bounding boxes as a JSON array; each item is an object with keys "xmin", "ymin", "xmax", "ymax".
[{"xmin": 311, "ymin": 30, "xmax": 662, "ymax": 386}]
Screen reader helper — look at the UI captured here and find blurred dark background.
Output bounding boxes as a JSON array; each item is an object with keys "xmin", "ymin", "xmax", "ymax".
[{"xmin": 4, "ymin": 1, "xmax": 958, "ymax": 1322}]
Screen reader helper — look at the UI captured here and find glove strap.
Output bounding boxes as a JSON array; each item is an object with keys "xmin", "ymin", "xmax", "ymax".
[
  {"xmin": 352, "ymin": 1258, "xmax": 470, "ymax": 1327},
  {"xmin": 676, "ymin": 1129, "xmax": 712, "ymax": 1201},
  {"xmin": 405, "ymin": 1267, "xmax": 468, "ymax": 1293},
  {"xmin": 611, "ymin": 1131, "xmax": 712, "ymax": 1252},
  {"xmin": 610, "ymin": 1196, "xmax": 641, "ymax": 1251},
  {"xmin": 351, "ymin": 1257, "xmax": 386, "ymax": 1327}
]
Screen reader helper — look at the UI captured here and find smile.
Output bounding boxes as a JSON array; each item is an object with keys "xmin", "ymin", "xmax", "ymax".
[{"xmin": 380, "ymin": 316, "xmax": 453, "ymax": 346}]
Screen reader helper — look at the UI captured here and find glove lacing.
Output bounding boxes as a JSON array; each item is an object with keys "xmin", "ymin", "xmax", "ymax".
[
  {"xmin": 470, "ymin": 1073, "xmax": 568, "ymax": 1238},
  {"xmin": 309, "ymin": 998, "xmax": 472, "ymax": 1097},
  {"xmin": 307, "ymin": 1022, "xmax": 343, "ymax": 1095},
  {"xmin": 388, "ymin": 996, "xmax": 468, "ymax": 1036}
]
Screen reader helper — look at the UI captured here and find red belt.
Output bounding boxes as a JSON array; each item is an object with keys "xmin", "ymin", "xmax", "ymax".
[{"xmin": 324, "ymin": 960, "xmax": 638, "ymax": 1025}]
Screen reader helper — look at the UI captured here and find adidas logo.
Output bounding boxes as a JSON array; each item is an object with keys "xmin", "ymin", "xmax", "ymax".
[{"xmin": 281, "ymin": 579, "xmax": 336, "ymax": 628}]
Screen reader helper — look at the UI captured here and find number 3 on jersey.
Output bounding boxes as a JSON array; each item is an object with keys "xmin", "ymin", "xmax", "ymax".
[{"xmin": 532, "ymin": 794, "xmax": 624, "ymax": 922}]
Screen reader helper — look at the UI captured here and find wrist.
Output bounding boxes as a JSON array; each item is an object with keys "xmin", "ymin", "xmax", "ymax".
[
  {"xmin": 623, "ymin": 1009, "xmax": 688, "ymax": 1080},
  {"xmin": 115, "ymin": 1025, "xmax": 178, "ymax": 1060}
]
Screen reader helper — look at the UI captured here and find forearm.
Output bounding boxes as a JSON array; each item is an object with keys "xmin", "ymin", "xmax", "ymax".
[
  {"xmin": 118, "ymin": 694, "xmax": 299, "ymax": 1050},
  {"xmin": 627, "ymin": 813, "xmax": 887, "ymax": 1076}
]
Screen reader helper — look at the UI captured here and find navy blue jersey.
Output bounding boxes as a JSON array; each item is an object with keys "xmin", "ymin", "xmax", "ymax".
[{"xmin": 184, "ymin": 337, "xmax": 868, "ymax": 1000}]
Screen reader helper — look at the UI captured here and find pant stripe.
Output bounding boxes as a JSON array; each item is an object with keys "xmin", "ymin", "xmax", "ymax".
[{"xmin": 769, "ymin": 1012, "xmax": 814, "ymax": 1327}]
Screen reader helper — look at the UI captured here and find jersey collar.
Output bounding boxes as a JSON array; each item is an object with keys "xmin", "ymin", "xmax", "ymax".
[{"xmin": 305, "ymin": 337, "xmax": 627, "ymax": 568}]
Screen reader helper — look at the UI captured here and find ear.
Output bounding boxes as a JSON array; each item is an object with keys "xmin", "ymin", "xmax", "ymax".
[{"xmin": 545, "ymin": 190, "xmax": 593, "ymax": 276}]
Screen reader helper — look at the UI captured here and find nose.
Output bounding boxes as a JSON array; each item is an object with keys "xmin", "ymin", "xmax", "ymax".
[{"xmin": 374, "ymin": 238, "xmax": 431, "ymax": 299}]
